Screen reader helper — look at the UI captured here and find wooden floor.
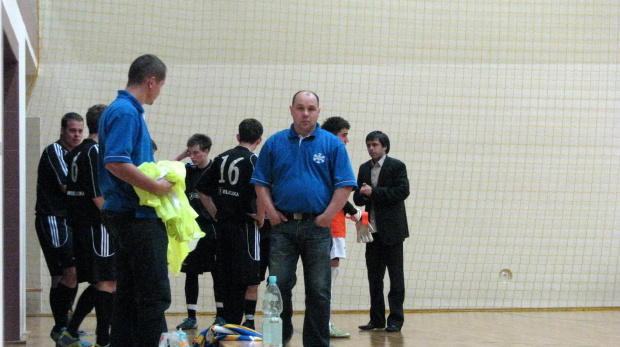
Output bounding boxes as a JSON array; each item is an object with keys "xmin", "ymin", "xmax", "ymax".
[{"xmin": 8, "ymin": 309, "xmax": 620, "ymax": 346}]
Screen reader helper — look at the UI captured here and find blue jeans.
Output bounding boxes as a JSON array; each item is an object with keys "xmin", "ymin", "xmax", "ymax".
[
  {"xmin": 103, "ymin": 211, "xmax": 171, "ymax": 347},
  {"xmin": 269, "ymin": 220, "xmax": 332, "ymax": 347}
]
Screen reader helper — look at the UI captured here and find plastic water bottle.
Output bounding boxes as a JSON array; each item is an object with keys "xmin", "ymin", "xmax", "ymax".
[
  {"xmin": 158, "ymin": 329, "xmax": 187, "ymax": 347},
  {"xmin": 158, "ymin": 332, "xmax": 169, "ymax": 347},
  {"xmin": 177, "ymin": 329, "xmax": 188, "ymax": 347},
  {"xmin": 167, "ymin": 331, "xmax": 179, "ymax": 347},
  {"xmin": 262, "ymin": 275, "xmax": 283, "ymax": 347}
]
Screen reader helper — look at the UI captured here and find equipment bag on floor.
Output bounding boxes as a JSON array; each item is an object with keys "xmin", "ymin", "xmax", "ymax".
[{"xmin": 192, "ymin": 323, "xmax": 262, "ymax": 347}]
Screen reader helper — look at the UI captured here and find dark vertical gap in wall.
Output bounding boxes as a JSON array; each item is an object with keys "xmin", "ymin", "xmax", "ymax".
[{"xmin": 3, "ymin": 30, "xmax": 22, "ymax": 342}]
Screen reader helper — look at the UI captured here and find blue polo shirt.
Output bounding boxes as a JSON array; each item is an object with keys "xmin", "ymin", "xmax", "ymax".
[
  {"xmin": 98, "ymin": 90, "xmax": 157, "ymax": 218},
  {"xmin": 251, "ymin": 124, "xmax": 357, "ymax": 213}
]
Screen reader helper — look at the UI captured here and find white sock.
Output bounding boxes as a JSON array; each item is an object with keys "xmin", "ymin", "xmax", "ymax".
[
  {"xmin": 331, "ymin": 266, "xmax": 340, "ymax": 291},
  {"xmin": 330, "ymin": 266, "xmax": 339, "ymax": 315}
]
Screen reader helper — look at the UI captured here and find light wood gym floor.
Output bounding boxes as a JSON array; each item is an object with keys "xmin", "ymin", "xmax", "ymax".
[{"xmin": 8, "ymin": 309, "xmax": 620, "ymax": 346}]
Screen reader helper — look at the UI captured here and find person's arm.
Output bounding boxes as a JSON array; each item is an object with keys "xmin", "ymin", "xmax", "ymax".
[
  {"xmin": 105, "ymin": 162, "xmax": 173, "ymax": 196},
  {"xmin": 93, "ymin": 196, "xmax": 104, "ymax": 210},
  {"xmin": 359, "ymin": 183, "xmax": 373, "ymax": 197},
  {"xmin": 369, "ymin": 162, "xmax": 410, "ymax": 204},
  {"xmin": 343, "ymin": 201, "xmax": 362, "ymax": 220},
  {"xmin": 353, "ymin": 171, "xmax": 370, "ymax": 206},
  {"xmin": 315, "ymin": 186, "xmax": 353, "ymax": 228},
  {"xmin": 343, "ymin": 201, "xmax": 357, "ymax": 215},
  {"xmin": 49, "ymin": 144, "xmax": 69, "ymax": 194},
  {"xmin": 89, "ymin": 145, "xmax": 104, "ymax": 210},
  {"xmin": 172, "ymin": 149, "xmax": 189, "ymax": 161},
  {"xmin": 255, "ymin": 185, "xmax": 287, "ymax": 228},
  {"xmin": 198, "ymin": 192, "xmax": 217, "ymax": 220}
]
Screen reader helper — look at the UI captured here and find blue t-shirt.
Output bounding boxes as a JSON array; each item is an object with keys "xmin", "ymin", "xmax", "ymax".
[
  {"xmin": 251, "ymin": 124, "xmax": 357, "ymax": 213},
  {"xmin": 98, "ymin": 90, "xmax": 157, "ymax": 218}
]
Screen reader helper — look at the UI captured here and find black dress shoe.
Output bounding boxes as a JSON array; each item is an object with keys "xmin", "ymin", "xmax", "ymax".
[
  {"xmin": 385, "ymin": 324, "xmax": 401, "ymax": 332},
  {"xmin": 358, "ymin": 322, "xmax": 384, "ymax": 330}
]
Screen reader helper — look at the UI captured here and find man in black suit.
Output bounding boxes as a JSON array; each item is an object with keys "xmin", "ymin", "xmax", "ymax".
[{"xmin": 353, "ymin": 131, "xmax": 410, "ymax": 333}]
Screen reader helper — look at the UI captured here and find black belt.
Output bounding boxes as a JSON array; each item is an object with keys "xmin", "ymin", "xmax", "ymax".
[{"xmin": 279, "ymin": 211, "xmax": 319, "ymax": 222}]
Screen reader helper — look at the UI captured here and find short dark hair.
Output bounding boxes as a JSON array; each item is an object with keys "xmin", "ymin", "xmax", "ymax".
[
  {"xmin": 127, "ymin": 54, "xmax": 167, "ymax": 86},
  {"xmin": 366, "ymin": 130, "xmax": 390, "ymax": 154},
  {"xmin": 85, "ymin": 104, "xmax": 107, "ymax": 134},
  {"xmin": 61, "ymin": 112, "xmax": 84, "ymax": 128},
  {"xmin": 151, "ymin": 139, "xmax": 158, "ymax": 151},
  {"xmin": 321, "ymin": 117, "xmax": 350, "ymax": 135},
  {"xmin": 291, "ymin": 90, "xmax": 319, "ymax": 106},
  {"xmin": 186, "ymin": 134, "xmax": 212, "ymax": 151},
  {"xmin": 238, "ymin": 118, "xmax": 263, "ymax": 143}
]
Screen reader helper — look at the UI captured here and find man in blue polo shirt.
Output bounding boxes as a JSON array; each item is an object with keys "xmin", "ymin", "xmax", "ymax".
[
  {"xmin": 98, "ymin": 54, "xmax": 173, "ymax": 347},
  {"xmin": 251, "ymin": 90, "xmax": 357, "ymax": 347}
]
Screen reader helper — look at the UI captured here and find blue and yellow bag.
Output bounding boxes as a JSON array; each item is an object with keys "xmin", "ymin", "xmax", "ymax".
[{"xmin": 192, "ymin": 323, "xmax": 262, "ymax": 347}]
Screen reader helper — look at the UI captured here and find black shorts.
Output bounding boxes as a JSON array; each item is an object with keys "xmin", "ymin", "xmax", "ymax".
[
  {"xmin": 73, "ymin": 222, "xmax": 116, "ymax": 283},
  {"xmin": 35, "ymin": 214, "xmax": 75, "ymax": 276},
  {"xmin": 259, "ymin": 220, "xmax": 271, "ymax": 281},
  {"xmin": 181, "ymin": 221, "xmax": 217, "ymax": 274},
  {"xmin": 218, "ymin": 219, "xmax": 261, "ymax": 286}
]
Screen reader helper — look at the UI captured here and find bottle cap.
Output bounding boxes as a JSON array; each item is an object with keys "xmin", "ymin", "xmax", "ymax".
[{"xmin": 268, "ymin": 275, "xmax": 277, "ymax": 284}]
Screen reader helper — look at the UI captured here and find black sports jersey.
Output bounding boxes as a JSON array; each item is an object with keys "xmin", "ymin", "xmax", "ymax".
[
  {"xmin": 64, "ymin": 138, "xmax": 101, "ymax": 225},
  {"xmin": 35, "ymin": 141, "xmax": 71, "ymax": 216},
  {"xmin": 196, "ymin": 146, "xmax": 257, "ymax": 222},
  {"xmin": 185, "ymin": 162, "xmax": 215, "ymax": 230}
]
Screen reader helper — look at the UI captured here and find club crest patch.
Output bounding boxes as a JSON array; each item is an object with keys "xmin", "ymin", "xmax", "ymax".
[{"xmin": 313, "ymin": 153, "xmax": 326, "ymax": 164}]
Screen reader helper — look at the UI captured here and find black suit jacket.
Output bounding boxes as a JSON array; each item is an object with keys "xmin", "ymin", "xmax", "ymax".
[{"xmin": 353, "ymin": 156, "xmax": 410, "ymax": 245}]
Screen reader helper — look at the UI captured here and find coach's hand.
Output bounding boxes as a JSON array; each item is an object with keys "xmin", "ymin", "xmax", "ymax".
[
  {"xmin": 154, "ymin": 177, "xmax": 174, "ymax": 196},
  {"xmin": 315, "ymin": 214, "xmax": 332, "ymax": 228},
  {"xmin": 269, "ymin": 210, "xmax": 287, "ymax": 226}
]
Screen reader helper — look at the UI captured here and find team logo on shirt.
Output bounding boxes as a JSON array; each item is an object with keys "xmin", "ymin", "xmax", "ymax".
[
  {"xmin": 218, "ymin": 187, "xmax": 240, "ymax": 197},
  {"xmin": 313, "ymin": 153, "xmax": 325, "ymax": 164}
]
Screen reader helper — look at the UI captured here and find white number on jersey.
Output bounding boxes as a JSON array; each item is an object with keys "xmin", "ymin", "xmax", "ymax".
[
  {"xmin": 70, "ymin": 152, "xmax": 81, "ymax": 183},
  {"xmin": 218, "ymin": 155, "xmax": 244, "ymax": 186}
]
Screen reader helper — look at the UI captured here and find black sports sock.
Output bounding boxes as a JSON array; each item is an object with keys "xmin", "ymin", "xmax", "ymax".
[
  {"xmin": 50, "ymin": 283, "xmax": 74, "ymax": 330},
  {"xmin": 244, "ymin": 299, "xmax": 257, "ymax": 318},
  {"xmin": 70, "ymin": 284, "xmax": 79, "ymax": 309},
  {"xmin": 68, "ymin": 285, "xmax": 96, "ymax": 335},
  {"xmin": 216, "ymin": 306, "xmax": 225, "ymax": 319},
  {"xmin": 94, "ymin": 290, "xmax": 114, "ymax": 346},
  {"xmin": 212, "ymin": 270, "xmax": 225, "ymax": 319},
  {"xmin": 185, "ymin": 273, "xmax": 199, "ymax": 319},
  {"xmin": 50, "ymin": 287, "xmax": 65, "ymax": 330}
]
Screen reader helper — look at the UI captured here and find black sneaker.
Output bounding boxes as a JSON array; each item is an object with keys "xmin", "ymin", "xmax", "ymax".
[
  {"xmin": 50, "ymin": 327, "xmax": 67, "ymax": 342},
  {"xmin": 241, "ymin": 319, "xmax": 255, "ymax": 330},
  {"xmin": 212, "ymin": 316, "xmax": 226, "ymax": 326},
  {"xmin": 176, "ymin": 317, "xmax": 198, "ymax": 330}
]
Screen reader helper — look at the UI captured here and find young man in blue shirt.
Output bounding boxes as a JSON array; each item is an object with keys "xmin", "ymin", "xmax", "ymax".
[{"xmin": 97, "ymin": 54, "xmax": 173, "ymax": 347}]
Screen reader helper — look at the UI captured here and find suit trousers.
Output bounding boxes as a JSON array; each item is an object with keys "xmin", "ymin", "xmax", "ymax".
[{"xmin": 365, "ymin": 238, "xmax": 405, "ymax": 328}]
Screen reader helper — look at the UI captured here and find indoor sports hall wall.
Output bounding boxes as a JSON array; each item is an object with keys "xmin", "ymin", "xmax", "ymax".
[{"xmin": 25, "ymin": 1, "xmax": 619, "ymax": 315}]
